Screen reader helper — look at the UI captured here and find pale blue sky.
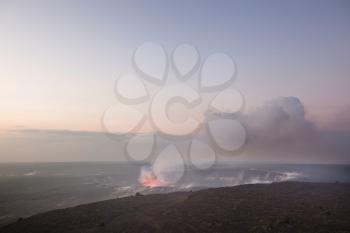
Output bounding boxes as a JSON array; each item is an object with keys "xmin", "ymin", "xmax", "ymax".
[
  {"xmin": 1, "ymin": 0, "xmax": 350, "ymax": 131},
  {"xmin": 0, "ymin": 0, "xmax": 350, "ymax": 162}
]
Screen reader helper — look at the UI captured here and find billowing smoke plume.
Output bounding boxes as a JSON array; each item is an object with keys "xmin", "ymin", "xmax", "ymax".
[
  {"xmin": 138, "ymin": 96, "xmax": 350, "ymax": 186},
  {"xmin": 238, "ymin": 97, "xmax": 349, "ymax": 163},
  {"xmin": 243, "ymin": 97, "xmax": 317, "ymax": 153}
]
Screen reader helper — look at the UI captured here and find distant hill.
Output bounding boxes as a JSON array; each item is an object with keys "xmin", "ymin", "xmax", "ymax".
[{"xmin": 1, "ymin": 182, "xmax": 350, "ymax": 233}]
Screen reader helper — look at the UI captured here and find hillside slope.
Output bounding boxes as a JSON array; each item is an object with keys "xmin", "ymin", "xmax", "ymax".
[{"xmin": 1, "ymin": 182, "xmax": 350, "ymax": 233}]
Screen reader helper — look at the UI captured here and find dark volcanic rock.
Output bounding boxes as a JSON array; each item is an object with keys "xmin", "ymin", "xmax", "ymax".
[{"xmin": 1, "ymin": 182, "xmax": 350, "ymax": 233}]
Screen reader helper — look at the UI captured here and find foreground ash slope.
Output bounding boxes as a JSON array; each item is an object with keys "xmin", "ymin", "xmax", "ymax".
[{"xmin": 1, "ymin": 182, "xmax": 350, "ymax": 233}]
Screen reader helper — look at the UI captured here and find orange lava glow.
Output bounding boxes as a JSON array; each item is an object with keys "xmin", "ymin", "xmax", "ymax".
[
  {"xmin": 139, "ymin": 167, "xmax": 165, "ymax": 187},
  {"xmin": 141, "ymin": 176, "xmax": 164, "ymax": 187}
]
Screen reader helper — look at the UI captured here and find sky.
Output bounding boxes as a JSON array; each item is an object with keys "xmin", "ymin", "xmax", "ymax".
[{"xmin": 0, "ymin": 0, "xmax": 350, "ymax": 162}]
